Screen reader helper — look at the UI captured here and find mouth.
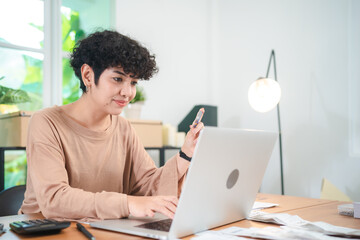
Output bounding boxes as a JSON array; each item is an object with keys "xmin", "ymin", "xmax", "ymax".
[{"xmin": 113, "ymin": 99, "xmax": 128, "ymax": 107}]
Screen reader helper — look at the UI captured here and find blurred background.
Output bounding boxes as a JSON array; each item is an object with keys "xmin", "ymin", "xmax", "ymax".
[{"xmin": 0, "ymin": 0, "xmax": 359, "ymax": 201}]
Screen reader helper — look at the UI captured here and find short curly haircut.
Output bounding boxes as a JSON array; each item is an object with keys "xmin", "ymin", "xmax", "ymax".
[{"xmin": 70, "ymin": 30, "xmax": 158, "ymax": 93}]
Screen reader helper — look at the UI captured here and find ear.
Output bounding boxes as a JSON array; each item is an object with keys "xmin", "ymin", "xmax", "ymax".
[{"xmin": 80, "ymin": 64, "xmax": 95, "ymax": 88}]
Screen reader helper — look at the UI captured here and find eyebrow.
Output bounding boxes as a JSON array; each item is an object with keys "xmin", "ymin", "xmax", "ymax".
[
  {"xmin": 113, "ymin": 70, "xmax": 137, "ymax": 79},
  {"xmin": 113, "ymin": 70, "xmax": 127, "ymax": 76}
]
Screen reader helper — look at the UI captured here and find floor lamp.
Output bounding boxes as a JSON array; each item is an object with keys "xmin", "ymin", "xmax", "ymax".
[{"xmin": 248, "ymin": 49, "xmax": 284, "ymax": 195}]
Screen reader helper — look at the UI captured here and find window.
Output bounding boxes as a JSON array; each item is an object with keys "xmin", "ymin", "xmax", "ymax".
[
  {"xmin": 0, "ymin": 0, "xmax": 44, "ymax": 189},
  {"xmin": 61, "ymin": 0, "xmax": 113, "ymax": 104},
  {"xmin": 0, "ymin": 0, "xmax": 113, "ymax": 189},
  {"xmin": 0, "ymin": 0, "xmax": 44, "ymax": 113}
]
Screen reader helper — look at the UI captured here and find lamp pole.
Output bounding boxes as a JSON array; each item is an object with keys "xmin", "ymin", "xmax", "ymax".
[{"xmin": 266, "ymin": 50, "xmax": 284, "ymax": 195}]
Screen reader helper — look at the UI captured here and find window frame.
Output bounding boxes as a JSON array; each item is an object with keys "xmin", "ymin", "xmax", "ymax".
[
  {"xmin": 1, "ymin": 0, "xmax": 116, "ymax": 109},
  {"xmin": 0, "ymin": 0, "xmax": 63, "ymax": 109},
  {"xmin": 44, "ymin": 0, "xmax": 63, "ymax": 107}
]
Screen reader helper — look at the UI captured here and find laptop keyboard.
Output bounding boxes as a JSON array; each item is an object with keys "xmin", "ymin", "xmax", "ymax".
[{"xmin": 135, "ymin": 219, "xmax": 173, "ymax": 232}]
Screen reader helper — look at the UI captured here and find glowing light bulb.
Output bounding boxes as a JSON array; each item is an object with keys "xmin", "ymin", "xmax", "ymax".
[{"xmin": 248, "ymin": 78, "xmax": 281, "ymax": 112}]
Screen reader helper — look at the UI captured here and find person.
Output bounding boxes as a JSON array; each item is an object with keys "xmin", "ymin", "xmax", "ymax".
[{"xmin": 19, "ymin": 30, "xmax": 204, "ymax": 222}]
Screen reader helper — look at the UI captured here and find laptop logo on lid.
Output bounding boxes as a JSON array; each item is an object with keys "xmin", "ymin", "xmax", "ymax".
[{"xmin": 226, "ymin": 169, "xmax": 239, "ymax": 189}]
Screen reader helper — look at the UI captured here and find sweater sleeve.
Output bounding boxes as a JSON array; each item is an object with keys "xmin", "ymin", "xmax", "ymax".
[
  {"xmin": 26, "ymin": 112, "xmax": 130, "ymax": 220},
  {"xmin": 126, "ymin": 123, "xmax": 188, "ymax": 196}
]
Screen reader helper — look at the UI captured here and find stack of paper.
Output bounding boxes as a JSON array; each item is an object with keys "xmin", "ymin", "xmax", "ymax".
[
  {"xmin": 215, "ymin": 226, "xmax": 345, "ymax": 240},
  {"xmin": 248, "ymin": 210, "xmax": 360, "ymax": 238},
  {"xmin": 193, "ymin": 211, "xmax": 360, "ymax": 240},
  {"xmin": 248, "ymin": 211, "xmax": 307, "ymax": 226}
]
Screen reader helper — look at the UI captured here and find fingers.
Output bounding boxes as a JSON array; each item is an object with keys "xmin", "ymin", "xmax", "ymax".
[
  {"xmin": 154, "ymin": 196, "xmax": 178, "ymax": 219},
  {"xmin": 155, "ymin": 205, "xmax": 174, "ymax": 219},
  {"xmin": 162, "ymin": 196, "xmax": 178, "ymax": 213},
  {"xmin": 146, "ymin": 209, "xmax": 155, "ymax": 218},
  {"xmin": 189, "ymin": 122, "xmax": 204, "ymax": 135},
  {"xmin": 180, "ymin": 122, "xmax": 204, "ymax": 157},
  {"xmin": 128, "ymin": 195, "xmax": 179, "ymax": 219},
  {"xmin": 191, "ymin": 108, "xmax": 205, "ymax": 127},
  {"xmin": 163, "ymin": 195, "xmax": 179, "ymax": 206}
]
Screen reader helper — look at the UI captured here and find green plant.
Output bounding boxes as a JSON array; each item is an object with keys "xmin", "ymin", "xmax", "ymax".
[
  {"xmin": 62, "ymin": 9, "xmax": 86, "ymax": 105},
  {"xmin": 130, "ymin": 86, "xmax": 146, "ymax": 104},
  {"xmin": 0, "ymin": 76, "xmax": 31, "ymax": 104},
  {"xmin": 4, "ymin": 152, "xmax": 27, "ymax": 189}
]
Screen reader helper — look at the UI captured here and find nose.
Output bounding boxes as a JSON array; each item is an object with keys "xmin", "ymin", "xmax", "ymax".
[{"xmin": 120, "ymin": 82, "xmax": 133, "ymax": 98}]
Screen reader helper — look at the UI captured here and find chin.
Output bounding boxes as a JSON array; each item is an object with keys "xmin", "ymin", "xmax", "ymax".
[{"xmin": 108, "ymin": 108, "xmax": 124, "ymax": 116}]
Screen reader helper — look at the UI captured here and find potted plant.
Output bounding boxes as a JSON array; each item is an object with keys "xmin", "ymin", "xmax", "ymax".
[
  {"xmin": 0, "ymin": 76, "xmax": 31, "ymax": 113},
  {"xmin": 123, "ymin": 86, "xmax": 146, "ymax": 119}
]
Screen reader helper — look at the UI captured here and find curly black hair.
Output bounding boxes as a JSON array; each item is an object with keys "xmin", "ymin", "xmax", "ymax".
[{"xmin": 70, "ymin": 30, "xmax": 158, "ymax": 93}]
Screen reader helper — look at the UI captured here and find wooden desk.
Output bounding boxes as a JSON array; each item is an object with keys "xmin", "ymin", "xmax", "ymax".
[
  {"xmin": 0, "ymin": 194, "xmax": 358, "ymax": 239},
  {"xmin": 255, "ymin": 193, "xmax": 337, "ymax": 213},
  {"xmin": 0, "ymin": 213, "xmax": 143, "ymax": 240},
  {"xmin": 183, "ymin": 194, "xmax": 347, "ymax": 240},
  {"xmin": 285, "ymin": 201, "xmax": 360, "ymax": 229}
]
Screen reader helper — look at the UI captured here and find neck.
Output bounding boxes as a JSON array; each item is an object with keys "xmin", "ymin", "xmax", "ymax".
[{"xmin": 62, "ymin": 95, "xmax": 111, "ymax": 131}]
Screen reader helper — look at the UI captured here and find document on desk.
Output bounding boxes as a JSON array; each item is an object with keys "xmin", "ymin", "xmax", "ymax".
[
  {"xmin": 248, "ymin": 210, "xmax": 307, "ymax": 226},
  {"xmin": 214, "ymin": 226, "xmax": 347, "ymax": 240},
  {"xmin": 192, "ymin": 230, "xmax": 248, "ymax": 239},
  {"xmin": 252, "ymin": 202, "xmax": 279, "ymax": 210},
  {"xmin": 248, "ymin": 210, "xmax": 360, "ymax": 238},
  {"xmin": 294, "ymin": 221, "xmax": 360, "ymax": 238}
]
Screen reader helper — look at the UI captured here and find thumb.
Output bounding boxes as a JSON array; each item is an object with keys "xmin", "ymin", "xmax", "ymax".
[{"xmin": 146, "ymin": 209, "xmax": 155, "ymax": 218}]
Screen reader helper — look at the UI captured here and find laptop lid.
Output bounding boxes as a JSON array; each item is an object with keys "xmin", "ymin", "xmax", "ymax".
[
  {"xmin": 168, "ymin": 127, "xmax": 277, "ymax": 238},
  {"xmin": 90, "ymin": 127, "xmax": 277, "ymax": 239}
]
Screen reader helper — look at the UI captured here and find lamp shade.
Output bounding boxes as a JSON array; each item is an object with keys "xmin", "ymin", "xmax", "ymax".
[{"xmin": 248, "ymin": 78, "xmax": 281, "ymax": 113}]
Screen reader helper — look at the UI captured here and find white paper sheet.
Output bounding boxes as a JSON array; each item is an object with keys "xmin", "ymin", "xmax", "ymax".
[
  {"xmin": 247, "ymin": 210, "xmax": 360, "ymax": 238},
  {"xmin": 192, "ymin": 230, "xmax": 248, "ymax": 239},
  {"xmin": 248, "ymin": 210, "xmax": 308, "ymax": 226},
  {"xmin": 252, "ymin": 202, "xmax": 279, "ymax": 210},
  {"xmin": 216, "ymin": 226, "xmax": 346, "ymax": 240}
]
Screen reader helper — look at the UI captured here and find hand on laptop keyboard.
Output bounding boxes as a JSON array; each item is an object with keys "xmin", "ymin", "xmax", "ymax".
[{"xmin": 127, "ymin": 195, "xmax": 178, "ymax": 219}]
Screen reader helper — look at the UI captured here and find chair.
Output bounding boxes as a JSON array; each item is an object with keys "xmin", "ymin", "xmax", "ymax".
[{"xmin": 0, "ymin": 185, "xmax": 26, "ymax": 216}]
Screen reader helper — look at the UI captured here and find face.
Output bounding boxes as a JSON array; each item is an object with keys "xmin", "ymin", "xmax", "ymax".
[{"xmin": 87, "ymin": 66, "xmax": 138, "ymax": 115}]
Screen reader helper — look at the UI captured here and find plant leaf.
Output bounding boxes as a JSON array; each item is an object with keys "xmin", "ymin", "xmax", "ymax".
[
  {"xmin": 130, "ymin": 86, "xmax": 146, "ymax": 104},
  {"xmin": 0, "ymin": 87, "xmax": 31, "ymax": 104}
]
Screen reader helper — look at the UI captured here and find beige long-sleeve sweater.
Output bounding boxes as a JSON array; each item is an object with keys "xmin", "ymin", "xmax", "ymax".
[{"xmin": 20, "ymin": 106, "xmax": 186, "ymax": 221}]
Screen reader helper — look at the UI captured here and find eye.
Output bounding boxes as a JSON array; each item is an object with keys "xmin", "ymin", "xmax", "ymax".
[
  {"xmin": 131, "ymin": 81, "xmax": 138, "ymax": 86},
  {"xmin": 113, "ymin": 77, "xmax": 122, "ymax": 82}
]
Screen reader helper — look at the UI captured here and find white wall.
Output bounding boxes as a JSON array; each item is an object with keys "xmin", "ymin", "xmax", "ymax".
[
  {"xmin": 115, "ymin": 0, "xmax": 360, "ymax": 200},
  {"xmin": 215, "ymin": 0, "xmax": 360, "ymax": 200},
  {"xmin": 116, "ymin": 0, "xmax": 214, "ymax": 126}
]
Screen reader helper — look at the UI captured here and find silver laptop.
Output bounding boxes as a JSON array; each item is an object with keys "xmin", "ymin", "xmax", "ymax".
[{"xmin": 91, "ymin": 127, "xmax": 277, "ymax": 239}]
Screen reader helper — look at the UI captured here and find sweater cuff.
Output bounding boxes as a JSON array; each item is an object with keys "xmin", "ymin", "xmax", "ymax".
[
  {"xmin": 175, "ymin": 154, "xmax": 190, "ymax": 179},
  {"xmin": 95, "ymin": 192, "xmax": 130, "ymax": 219}
]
